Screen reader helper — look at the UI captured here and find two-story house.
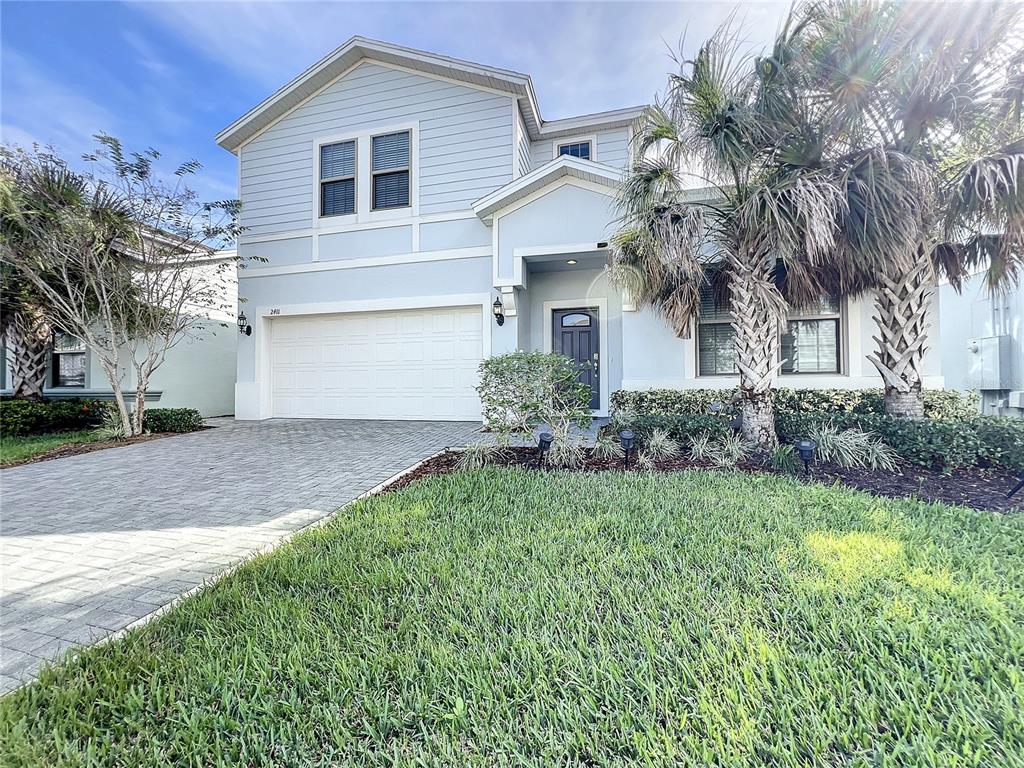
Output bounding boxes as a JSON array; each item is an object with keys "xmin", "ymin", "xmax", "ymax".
[{"xmin": 218, "ymin": 37, "xmax": 943, "ymax": 422}]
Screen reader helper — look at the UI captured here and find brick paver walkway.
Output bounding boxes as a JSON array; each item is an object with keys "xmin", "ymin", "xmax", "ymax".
[{"xmin": 0, "ymin": 418, "xmax": 479, "ymax": 694}]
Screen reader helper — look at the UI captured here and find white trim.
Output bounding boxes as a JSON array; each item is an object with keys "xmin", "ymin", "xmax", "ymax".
[
  {"xmin": 473, "ymin": 155, "xmax": 621, "ymax": 221},
  {"xmin": 240, "ymin": 210, "xmax": 478, "ymax": 246},
  {"xmin": 542, "ymin": 297, "xmax": 609, "ymax": 416},
  {"xmin": 311, "ymin": 121, "xmax": 419, "ymax": 228},
  {"xmin": 551, "ymin": 134, "xmax": 597, "ymax": 161},
  {"xmin": 241, "ymin": 245, "xmax": 491, "ymax": 278},
  {"xmin": 245, "ymin": 292, "xmax": 493, "ymax": 421}
]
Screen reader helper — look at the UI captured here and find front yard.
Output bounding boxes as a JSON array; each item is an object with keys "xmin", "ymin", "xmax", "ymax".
[
  {"xmin": 0, "ymin": 429, "xmax": 107, "ymax": 466},
  {"xmin": 1, "ymin": 468, "xmax": 1021, "ymax": 766}
]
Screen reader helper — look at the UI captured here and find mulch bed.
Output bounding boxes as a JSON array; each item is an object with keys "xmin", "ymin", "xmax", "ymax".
[
  {"xmin": 389, "ymin": 447, "xmax": 1024, "ymax": 513},
  {"xmin": 1, "ymin": 433, "xmax": 176, "ymax": 469}
]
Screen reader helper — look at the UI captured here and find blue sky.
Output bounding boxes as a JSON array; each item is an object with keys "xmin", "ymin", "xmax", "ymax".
[{"xmin": 1, "ymin": 1, "xmax": 789, "ymax": 203}]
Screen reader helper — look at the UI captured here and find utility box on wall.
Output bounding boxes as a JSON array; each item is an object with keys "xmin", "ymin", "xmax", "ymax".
[{"xmin": 967, "ymin": 335, "xmax": 1014, "ymax": 390}]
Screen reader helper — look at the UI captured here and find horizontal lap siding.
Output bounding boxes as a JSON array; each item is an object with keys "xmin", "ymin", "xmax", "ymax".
[{"xmin": 240, "ymin": 62, "xmax": 514, "ymax": 235}]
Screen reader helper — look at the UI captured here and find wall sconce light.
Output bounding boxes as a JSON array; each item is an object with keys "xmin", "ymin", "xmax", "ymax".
[
  {"xmin": 492, "ymin": 296, "xmax": 505, "ymax": 326},
  {"xmin": 795, "ymin": 438, "xmax": 817, "ymax": 475},
  {"xmin": 619, "ymin": 429, "xmax": 635, "ymax": 470},
  {"xmin": 237, "ymin": 311, "xmax": 252, "ymax": 336},
  {"xmin": 537, "ymin": 432, "xmax": 553, "ymax": 467}
]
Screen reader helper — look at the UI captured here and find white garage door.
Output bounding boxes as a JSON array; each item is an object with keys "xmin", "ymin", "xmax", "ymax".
[{"xmin": 271, "ymin": 306, "xmax": 483, "ymax": 420}]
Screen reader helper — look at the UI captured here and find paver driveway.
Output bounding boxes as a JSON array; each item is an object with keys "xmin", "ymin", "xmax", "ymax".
[{"xmin": 0, "ymin": 418, "xmax": 480, "ymax": 694}]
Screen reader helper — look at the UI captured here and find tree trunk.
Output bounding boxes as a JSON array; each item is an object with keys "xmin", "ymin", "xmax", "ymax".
[
  {"xmin": 133, "ymin": 385, "xmax": 146, "ymax": 435},
  {"xmin": 6, "ymin": 312, "xmax": 50, "ymax": 400},
  {"xmin": 730, "ymin": 255, "xmax": 784, "ymax": 448},
  {"xmin": 866, "ymin": 258, "xmax": 932, "ymax": 419}
]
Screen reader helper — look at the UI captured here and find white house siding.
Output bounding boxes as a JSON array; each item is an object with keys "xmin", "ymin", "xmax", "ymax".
[
  {"xmin": 239, "ymin": 61, "xmax": 515, "ymax": 238},
  {"xmin": 514, "ymin": 107, "xmax": 531, "ymax": 177},
  {"xmin": 318, "ymin": 226, "xmax": 414, "ymax": 261},
  {"xmin": 940, "ymin": 274, "xmax": 1024, "ymax": 415},
  {"xmin": 529, "ymin": 128, "xmax": 630, "ymax": 170}
]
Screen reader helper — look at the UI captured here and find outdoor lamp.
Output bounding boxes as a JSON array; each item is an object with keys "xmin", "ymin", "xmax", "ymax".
[
  {"xmin": 492, "ymin": 296, "xmax": 505, "ymax": 326},
  {"xmin": 795, "ymin": 438, "xmax": 817, "ymax": 475},
  {"xmin": 537, "ymin": 432, "xmax": 554, "ymax": 467},
  {"xmin": 619, "ymin": 429, "xmax": 635, "ymax": 470},
  {"xmin": 237, "ymin": 311, "xmax": 252, "ymax": 336},
  {"xmin": 1008, "ymin": 470, "xmax": 1024, "ymax": 500}
]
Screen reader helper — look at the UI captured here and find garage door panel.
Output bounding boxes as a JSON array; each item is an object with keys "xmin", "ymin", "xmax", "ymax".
[{"xmin": 271, "ymin": 306, "xmax": 482, "ymax": 420}]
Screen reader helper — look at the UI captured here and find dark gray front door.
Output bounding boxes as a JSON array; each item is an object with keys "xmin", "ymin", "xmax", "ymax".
[{"xmin": 553, "ymin": 307, "xmax": 600, "ymax": 410}]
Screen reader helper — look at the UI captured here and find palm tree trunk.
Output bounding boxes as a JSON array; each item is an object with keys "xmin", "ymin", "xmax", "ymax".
[
  {"xmin": 866, "ymin": 258, "xmax": 932, "ymax": 419},
  {"xmin": 5, "ymin": 312, "xmax": 50, "ymax": 400},
  {"xmin": 730, "ymin": 257, "xmax": 783, "ymax": 448}
]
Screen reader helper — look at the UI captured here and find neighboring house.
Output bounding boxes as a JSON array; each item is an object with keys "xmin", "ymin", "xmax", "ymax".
[
  {"xmin": 220, "ymin": 37, "xmax": 943, "ymax": 422},
  {"xmin": 939, "ymin": 273, "xmax": 1024, "ymax": 417},
  {"xmin": 0, "ymin": 251, "xmax": 239, "ymax": 417}
]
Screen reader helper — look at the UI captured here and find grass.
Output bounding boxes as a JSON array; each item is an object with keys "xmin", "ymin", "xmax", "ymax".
[
  {"xmin": 1, "ymin": 468, "xmax": 1023, "ymax": 766},
  {"xmin": 0, "ymin": 429, "xmax": 106, "ymax": 466}
]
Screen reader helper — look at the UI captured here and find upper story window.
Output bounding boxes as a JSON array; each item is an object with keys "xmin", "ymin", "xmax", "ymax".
[
  {"xmin": 696, "ymin": 286, "xmax": 843, "ymax": 376},
  {"xmin": 558, "ymin": 141, "xmax": 592, "ymax": 160},
  {"xmin": 320, "ymin": 140, "xmax": 356, "ymax": 216},
  {"xmin": 372, "ymin": 131, "xmax": 411, "ymax": 210},
  {"xmin": 52, "ymin": 331, "xmax": 86, "ymax": 388}
]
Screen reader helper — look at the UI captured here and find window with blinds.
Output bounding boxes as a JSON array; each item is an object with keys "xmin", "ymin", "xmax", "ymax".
[
  {"xmin": 372, "ymin": 131, "xmax": 410, "ymax": 210},
  {"xmin": 52, "ymin": 331, "xmax": 86, "ymax": 387},
  {"xmin": 558, "ymin": 141, "xmax": 591, "ymax": 160},
  {"xmin": 696, "ymin": 285, "xmax": 842, "ymax": 376},
  {"xmin": 320, "ymin": 140, "xmax": 356, "ymax": 216},
  {"xmin": 781, "ymin": 296, "xmax": 841, "ymax": 374},
  {"xmin": 696, "ymin": 282, "xmax": 736, "ymax": 376}
]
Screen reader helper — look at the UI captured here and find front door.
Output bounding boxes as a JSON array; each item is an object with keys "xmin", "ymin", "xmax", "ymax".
[{"xmin": 553, "ymin": 307, "xmax": 600, "ymax": 410}]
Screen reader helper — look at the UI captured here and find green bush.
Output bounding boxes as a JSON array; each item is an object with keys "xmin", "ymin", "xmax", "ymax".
[
  {"xmin": 143, "ymin": 408, "xmax": 205, "ymax": 434},
  {"xmin": 0, "ymin": 398, "xmax": 109, "ymax": 436},
  {"xmin": 616, "ymin": 413, "xmax": 731, "ymax": 445},
  {"xmin": 611, "ymin": 387, "xmax": 979, "ymax": 420},
  {"xmin": 775, "ymin": 411, "xmax": 1024, "ymax": 471}
]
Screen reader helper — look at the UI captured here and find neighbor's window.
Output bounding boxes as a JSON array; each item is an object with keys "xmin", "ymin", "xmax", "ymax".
[
  {"xmin": 558, "ymin": 141, "xmax": 591, "ymax": 160},
  {"xmin": 696, "ymin": 284, "xmax": 737, "ymax": 376},
  {"xmin": 371, "ymin": 131, "xmax": 411, "ymax": 210},
  {"xmin": 781, "ymin": 296, "xmax": 842, "ymax": 374},
  {"xmin": 320, "ymin": 140, "xmax": 356, "ymax": 216},
  {"xmin": 52, "ymin": 331, "xmax": 86, "ymax": 387}
]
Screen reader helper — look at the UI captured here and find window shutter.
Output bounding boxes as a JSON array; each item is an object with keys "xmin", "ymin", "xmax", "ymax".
[
  {"xmin": 320, "ymin": 141, "xmax": 355, "ymax": 179},
  {"xmin": 372, "ymin": 132, "xmax": 410, "ymax": 171}
]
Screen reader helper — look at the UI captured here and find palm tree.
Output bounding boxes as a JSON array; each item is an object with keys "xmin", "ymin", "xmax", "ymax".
[
  {"xmin": 0, "ymin": 266, "xmax": 51, "ymax": 400},
  {"xmin": 802, "ymin": 0, "xmax": 1024, "ymax": 417},
  {"xmin": 612, "ymin": 19, "xmax": 845, "ymax": 447}
]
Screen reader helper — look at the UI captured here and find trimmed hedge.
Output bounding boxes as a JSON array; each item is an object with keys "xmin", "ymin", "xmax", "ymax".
[
  {"xmin": 776, "ymin": 412, "xmax": 1024, "ymax": 471},
  {"xmin": 143, "ymin": 408, "xmax": 205, "ymax": 434},
  {"xmin": 611, "ymin": 387, "xmax": 980, "ymax": 421},
  {"xmin": 0, "ymin": 398, "xmax": 110, "ymax": 437}
]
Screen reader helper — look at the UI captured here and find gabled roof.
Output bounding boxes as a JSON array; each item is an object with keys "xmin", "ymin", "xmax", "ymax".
[
  {"xmin": 472, "ymin": 155, "xmax": 622, "ymax": 222},
  {"xmin": 216, "ymin": 36, "xmax": 646, "ymax": 153}
]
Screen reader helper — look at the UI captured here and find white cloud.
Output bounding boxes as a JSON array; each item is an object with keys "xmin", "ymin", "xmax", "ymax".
[{"xmin": 134, "ymin": 1, "xmax": 791, "ymax": 120}]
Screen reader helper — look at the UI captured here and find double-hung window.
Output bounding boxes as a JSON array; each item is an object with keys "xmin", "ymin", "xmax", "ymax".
[
  {"xmin": 371, "ymin": 131, "xmax": 411, "ymax": 210},
  {"xmin": 52, "ymin": 331, "xmax": 86, "ymax": 387},
  {"xmin": 320, "ymin": 140, "xmax": 356, "ymax": 217},
  {"xmin": 781, "ymin": 296, "xmax": 842, "ymax": 374},
  {"xmin": 696, "ymin": 284, "xmax": 737, "ymax": 376},
  {"xmin": 558, "ymin": 141, "xmax": 591, "ymax": 160},
  {"xmin": 695, "ymin": 285, "xmax": 843, "ymax": 376}
]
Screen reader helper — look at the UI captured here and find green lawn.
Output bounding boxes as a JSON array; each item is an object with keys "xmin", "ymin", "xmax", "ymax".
[
  {"xmin": 2, "ymin": 469, "xmax": 1022, "ymax": 766},
  {"xmin": 0, "ymin": 429, "xmax": 106, "ymax": 466}
]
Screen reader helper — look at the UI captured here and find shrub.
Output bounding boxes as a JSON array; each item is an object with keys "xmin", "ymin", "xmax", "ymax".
[
  {"xmin": 688, "ymin": 433, "xmax": 714, "ymax": 462},
  {"xmin": 477, "ymin": 352, "xmax": 591, "ymax": 446},
  {"xmin": 775, "ymin": 412, "xmax": 1024, "ymax": 471},
  {"xmin": 611, "ymin": 387, "xmax": 979, "ymax": 420},
  {"xmin": 548, "ymin": 438, "xmax": 586, "ymax": 469},
  {"xmin": 618, "ymin": 414, "xmax": 730, "ymax": 445},
  {"xmin": 806, "ymin": 423, "xmax": 898, "ymax": 471},
  {"xmin": 592, "ymin": 433, "xmax": 623, "ymax": 461},
  {"xmin": 143, "ymin": 408, "xmax": 204, "ymax": 434},
  {"xmin": 0, "ymin": 398, "xmax": 109, "ymax": 436},
  {"xmin": 769, "ymin": 444, "xmax": 799, "ymax": 473},
  {"xmin": 456, "ymin": 442, "xmax": 498, "ymax": 471},
  {"xmin": 642, "ymin": 428, "xmax": 681, "ymax": 460},
  {"xmin": 709, "ymin": 433, "xmax": 754, "ymax": 467}
]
